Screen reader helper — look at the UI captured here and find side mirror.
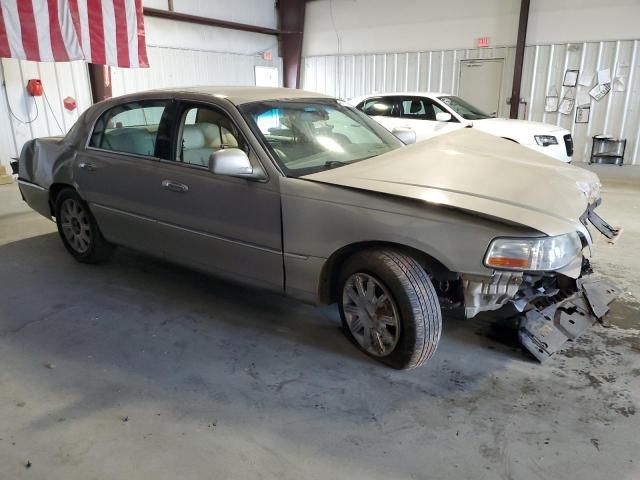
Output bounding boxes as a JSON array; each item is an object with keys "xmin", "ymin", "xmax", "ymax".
[
  {"xmin": 391, "ymin": 127, "xmax": 417, "ymax": 145},
  {"xmin": 209, "ymin": 148, "xmax": 255, "ymax": 177},
  {"xmin": 436, "ymin": 112, "xmax": 452, "ymax": 122}
]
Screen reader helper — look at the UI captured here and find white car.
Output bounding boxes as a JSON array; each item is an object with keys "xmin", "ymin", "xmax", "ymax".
[{"xmin": 350, "ymin": 93, "xmax": 574, "ymax": 163}]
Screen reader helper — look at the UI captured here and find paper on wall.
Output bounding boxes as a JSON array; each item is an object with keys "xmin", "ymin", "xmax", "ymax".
[
  {"xmin": 589, "ymin": 83, "xmax": 611, "ymax": 101},
  {"xmin": 597, "ymin": 68, "xmax": 611, "ymax": 85},
  {"xmin": 612, "ymin": 77, "xmax": 626, "ymax": 92},
  {"xmin": 579, "ymin": 71, "xmax": 594, "ymax": 87}
]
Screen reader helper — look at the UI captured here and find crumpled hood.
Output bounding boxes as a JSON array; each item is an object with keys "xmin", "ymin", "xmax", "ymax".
[
  {"xmin": 303, "ymin": 129, "xmax": 599, "ymax": 237},
  {"xmin": 473, "ymin": 117, "xmax": 569, "ymax": 143}
]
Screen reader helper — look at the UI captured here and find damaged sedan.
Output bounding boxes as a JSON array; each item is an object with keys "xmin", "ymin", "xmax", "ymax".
[{"xmin": 17, "ymin": 87, "xmax": 621, "ymax": 369}]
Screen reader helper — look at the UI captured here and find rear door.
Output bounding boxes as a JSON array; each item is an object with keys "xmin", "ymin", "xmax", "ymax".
[{"xmin": 74, "ymin": 98, "xmax": 174, "ymax": 256}]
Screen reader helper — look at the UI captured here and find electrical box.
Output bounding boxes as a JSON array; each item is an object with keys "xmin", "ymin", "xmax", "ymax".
[{"xmin": 27, "ymin": 79, "xmax": 43, "ymax": 96}]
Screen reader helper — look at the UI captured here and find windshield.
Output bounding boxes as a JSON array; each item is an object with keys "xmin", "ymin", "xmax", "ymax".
[
  {"xmin": 240, "ymin": 100, "xmax": 403, "ymax": 176},
  {"xmin": 438, "ymin": 96, "xmax": 492, "ymax": 120}
]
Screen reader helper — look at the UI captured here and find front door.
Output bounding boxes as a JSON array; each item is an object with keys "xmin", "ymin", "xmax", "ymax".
[
  {"xmin": 458, "ymin": 59, "xmax": 504, "ymax": 117},
  {"xmin": 146, "ymin": 101, "xmax": 283, "ymax": 290},
  {"xmin": 359, "ymin": 96, "xmax": 461, "ymax": 142}
]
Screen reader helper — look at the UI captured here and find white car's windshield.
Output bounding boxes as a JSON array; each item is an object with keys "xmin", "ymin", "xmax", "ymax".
[
  {"xmin": 438, "ymin": 96, "xmax": 492, "ymax": 120},
  {"xmin": 240, "ymin": 100, "xmax": 403, "ymax": 176}
]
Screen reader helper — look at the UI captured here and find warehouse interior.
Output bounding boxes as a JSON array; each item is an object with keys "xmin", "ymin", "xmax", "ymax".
[{"xmin": 0, "ymin": 1, "xmax": 639, "ymax": 479}]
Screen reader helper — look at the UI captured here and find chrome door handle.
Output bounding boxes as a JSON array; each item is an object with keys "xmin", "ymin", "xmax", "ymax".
[
  {"xmin": 162, "ymin": 180, "xmax": 189, "ymax": 193},
  {"xmin": 79, "ymin": 162, "xmax": 97, "ymax": 171}
]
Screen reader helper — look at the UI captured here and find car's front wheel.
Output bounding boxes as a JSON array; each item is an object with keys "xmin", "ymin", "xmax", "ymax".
[
  {"xmin": 338, "ymin": 249, "xmax": 442, "ymax": 369},
  {"xmin": 54, "ymin": 188, "xmax": 115, "ymax": 263}
]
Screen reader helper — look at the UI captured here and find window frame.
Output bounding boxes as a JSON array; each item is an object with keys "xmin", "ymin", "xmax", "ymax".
[
  {"xmin": 170, "ymin": 101, "xmax": 251, "ymax": 170},
  {"xmin": 357, "ymin": 96, "xmax": 401, "ymax": 118},
  {"xmin": 160, "ymin": 99, "xmax": 276, "ymax": 183},
  {"xmin": 398, "ymin": 96, "xmax": 460, "ymax": 123},
  {"xmin": 239, "ymin": 98, "xmax": 404, "ymax": 178},
  {"xmin": 86, "ymin": 99, "xmax": 174, "ymax": 160}
]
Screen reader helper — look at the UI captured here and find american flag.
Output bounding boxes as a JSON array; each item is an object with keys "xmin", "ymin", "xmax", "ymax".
[{"xmin": 0, "ymin": 0, "xmax": 148, "ymax": 67}]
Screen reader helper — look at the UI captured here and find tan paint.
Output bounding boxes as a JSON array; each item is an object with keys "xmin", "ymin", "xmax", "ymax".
[{"xmin": 305, "ymin": 129, "xmax": 599, "ymax": 238}]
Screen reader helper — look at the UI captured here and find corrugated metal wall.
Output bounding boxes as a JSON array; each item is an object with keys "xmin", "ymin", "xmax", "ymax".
[
  {"xmin": 111, "ymin": 45, "xmax": 282, "ymax": 96},
  {"xmin": 521, "ymin": 40, "xmax": 639, "ymax": 165},
  {"xmin": 303, "ymin": 40, "xmax": 640, "ymax": 165},
  {"xmin": 0, "ymin": 59, "xmax": 92, "ymax": 169}
]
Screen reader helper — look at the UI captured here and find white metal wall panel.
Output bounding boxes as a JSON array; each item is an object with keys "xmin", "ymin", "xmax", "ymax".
[
  {"xmin": 303, "ymin": 40, "xmax": 640, "ymax": 165},
  {"xmin": 520, "ymin": 40, "xmax": 640, "ymax": 165},
  {"xmin": 111, "ymin": 45, "xmax": 283, "ymax": 97},
  {"xmin": 304, "ymin": 47, "xmax": 516, "ymax": 118},
  {"xmin": 0, "ymin": 59, "xmax": 92, "ymax": 169}
]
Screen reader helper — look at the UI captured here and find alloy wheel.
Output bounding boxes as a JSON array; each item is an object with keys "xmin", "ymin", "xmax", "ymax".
[
  {"xmin": 342, "ymin": 273, "xmax": 400, "ymax": 357},
  {"xmin": 59, "ymin": 198, "xmax": 92, "ymax": 254}
]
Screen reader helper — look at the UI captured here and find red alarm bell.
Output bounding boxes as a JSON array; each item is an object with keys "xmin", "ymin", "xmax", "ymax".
[
  {"xmin": 27, "ymin": 79, "xmax": 43, "ymax": 96},
  {"xmin": 63, "ymin": 96, "xmax": 77, "ymax": 111}
]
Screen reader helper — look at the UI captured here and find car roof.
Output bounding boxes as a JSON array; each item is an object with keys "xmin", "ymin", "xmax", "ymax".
[
  {"xmin": 350, "ymin": 92, "xmax": 453, "ymax": 104},
  {"xmin": 144, "ymin": 86, "xmax": 334, "ymax": 105},
  {"xmin": 367, "ymin": 92, "xmax": 451, "ymax": 98}
]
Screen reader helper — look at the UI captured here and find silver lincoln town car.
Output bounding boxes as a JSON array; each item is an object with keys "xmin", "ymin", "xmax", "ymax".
[{"xmin": 17, "ymin": 86, "xmax": 622, "ymax": 369}]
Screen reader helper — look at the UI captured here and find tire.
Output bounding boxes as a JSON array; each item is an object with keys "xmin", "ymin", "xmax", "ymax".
[
  {"xmin": 338, "ymin": 249, "xmax": 442, "ymax": 369},
  {"xmin": 54, "ymin": 188, "xmax": 115, "ymax": 263}
]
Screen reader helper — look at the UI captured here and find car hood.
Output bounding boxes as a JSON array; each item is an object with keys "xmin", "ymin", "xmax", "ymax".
[
  {"xmin": 303, "ymin": 129, "xmax": 598, "ymax": 237},
  {"xmin": 473, "ymin": 117, "xmax": 568, "ymax": 142}
]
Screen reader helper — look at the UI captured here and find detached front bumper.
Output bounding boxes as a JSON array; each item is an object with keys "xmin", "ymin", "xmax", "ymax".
[
  {"xmin": 461, "ymin": 202, "xmax": 622, "ymax": 361},
  {"xmin": 518, "ymin": 277, "xmax": 621, "ymax": 361}
]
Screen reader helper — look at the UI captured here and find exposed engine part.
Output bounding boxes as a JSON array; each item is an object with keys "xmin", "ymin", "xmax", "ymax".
[{"xmin": 462, "ymin": 272, "xmax": 523, "ymax": 318}]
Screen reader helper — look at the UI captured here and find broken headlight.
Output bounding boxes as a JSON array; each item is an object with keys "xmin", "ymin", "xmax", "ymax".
[
  {"xmin": 484, "ymin": 232, "xmax": 582, "ymax": 271},
  {"xmin": 534, "ymin": 135, "xmax": 558, "ymax": 147}
]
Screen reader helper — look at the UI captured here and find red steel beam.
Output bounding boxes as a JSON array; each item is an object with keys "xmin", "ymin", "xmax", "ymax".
[
  {"xmin": 510, "ymin": 0, "xmax": 531, "ymax": 119},
  {"xmin": 278, "ymin": 0, "xmax": 306, "ymax": 89},
  {"xmin": 143, "ymin": 7, "xmax": 281, "ymax": 36},
  {"xmin": 88, "ymin": 63, "xmax": 112, "ymax": 103}
]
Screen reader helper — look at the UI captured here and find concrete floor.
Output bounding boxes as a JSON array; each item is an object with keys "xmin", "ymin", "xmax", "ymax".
[{"xmin": 0, "ymin": 171, "xmax": 639, "ymax": 480}]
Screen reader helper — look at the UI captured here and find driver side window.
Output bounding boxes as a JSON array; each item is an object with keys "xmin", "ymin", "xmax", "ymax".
[
  {"xmin": 176, "ymin": 105, "xmax": 247, "ymax": 167},
  {"xmin": 400, "ymin": 97, "xmax": 449, "ymax": 121}
]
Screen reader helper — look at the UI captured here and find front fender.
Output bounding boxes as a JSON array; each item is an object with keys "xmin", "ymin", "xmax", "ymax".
[{"xmin": 280, "ymin": 177, "xmax": 539, "ymax": 303}]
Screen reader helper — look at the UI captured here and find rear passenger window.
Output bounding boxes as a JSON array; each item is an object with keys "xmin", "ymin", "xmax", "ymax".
[
  {"xmin": 89, "ymin": 101, "xmax": 169, "ymax": 158},
  {"xmin": 177, "ymin": 105, "xmax": 246, "ymax": 167},
  {"xmin": 360, "ymin": 97, "xmax": 399, "ymax": 117}
]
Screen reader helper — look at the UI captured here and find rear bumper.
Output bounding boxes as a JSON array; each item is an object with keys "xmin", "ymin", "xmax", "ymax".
[{"xmin": 17, "ymin": 179, "xmax": 52, "ymax": 220}]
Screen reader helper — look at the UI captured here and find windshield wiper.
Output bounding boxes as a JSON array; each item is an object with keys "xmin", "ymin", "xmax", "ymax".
[{"xmin": 324, "ymin": 160, "xmax": 347, "ymax": 169}]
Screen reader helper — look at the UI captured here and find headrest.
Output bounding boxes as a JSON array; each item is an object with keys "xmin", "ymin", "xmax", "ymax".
[
  {"xmin": 410, "ymin": 100, "xmax": 423, "ymax": 114},
  {"xmin": 182, "ymin": 125, "xmax": 205, "ymax": 149},
  {"xmin": 195, "ymin": 123, "xmax": 238, "ymax": 148}
]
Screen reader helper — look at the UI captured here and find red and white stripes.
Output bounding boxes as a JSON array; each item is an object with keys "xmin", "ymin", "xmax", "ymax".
[{"xmin": 0, "ymin": 0, "xmax": 148, "ymax": 67}]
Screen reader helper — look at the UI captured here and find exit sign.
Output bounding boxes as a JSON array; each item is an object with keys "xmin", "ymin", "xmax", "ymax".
[{"xmin": 477, "ymin": 37, "xmax": 490, "ymax": 48}]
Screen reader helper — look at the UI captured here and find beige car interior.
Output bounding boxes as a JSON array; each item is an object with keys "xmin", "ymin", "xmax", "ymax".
[
  {"xmin": 102, "ymin": 126, "xmax": 158, "ymax": 157},
  {"xmin": 180, "ymin": 123, "xmax": 239, "ymax": 166},
  {"xmin": 179, "ymin": 108, "xmax": 240, "ymax": 166}
]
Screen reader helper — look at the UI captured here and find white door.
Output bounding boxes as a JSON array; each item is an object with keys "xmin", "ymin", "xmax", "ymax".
[
  {"xmin": 361, "ymin": 96, "xmax": 463, "ymax": 142},
  {"xmin": 458, "ymin": 59, "xmax": 504, "ymax": 117}
]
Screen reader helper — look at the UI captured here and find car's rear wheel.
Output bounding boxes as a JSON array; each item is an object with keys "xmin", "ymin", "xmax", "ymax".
[
  {"xmin": 54, "ymin": 188, "xmax": 115, "ymax": 263},
  {"xmin": 338, "ymin": 249, "xmax": 442, "ymax": 369}
]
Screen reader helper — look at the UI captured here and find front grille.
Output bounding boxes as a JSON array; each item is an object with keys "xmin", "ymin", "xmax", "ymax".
[{"xmin": 564, "ymin": 134, "xmax": 574, "ymax": 157}]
